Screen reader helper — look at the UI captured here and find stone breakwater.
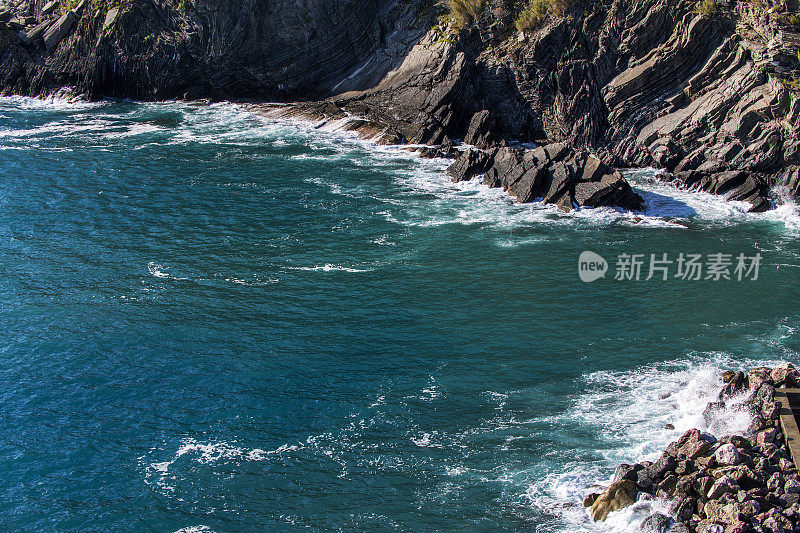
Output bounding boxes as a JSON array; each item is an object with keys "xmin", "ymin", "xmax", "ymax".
[{"xmin": 585, "ymin": 364, "xmax": 800, "ymax": 533}]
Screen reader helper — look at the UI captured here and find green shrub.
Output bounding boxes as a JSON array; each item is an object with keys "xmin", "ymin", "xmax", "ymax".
[
  {"xmin": 515, "ymin": 0, "xmax": 568, "ymax": 32},
  {"xmin": 694, "ymin": 0, "xmax": 717, "ymax": 16},
  {"xmin": 442, "ymin": 0, "xmax": 486, "ymax": 28}
]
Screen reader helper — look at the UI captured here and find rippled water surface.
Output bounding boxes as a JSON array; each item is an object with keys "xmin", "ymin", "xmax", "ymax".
[{"xmin": 1, "ymin": 98, "xmax": 799, "ymax": 532}]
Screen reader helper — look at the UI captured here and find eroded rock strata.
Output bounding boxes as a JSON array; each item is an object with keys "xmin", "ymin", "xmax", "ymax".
[
  {"xmin": 0, "ymin": 0, "xmax": 798, "ymax": 207},
  {"xmin": 447, "ymin": 142, "xmax": 646, "ymax": 211},
  {"xmin": 587, "ymin": 364, "xmax": 800, "ymax": 532}
]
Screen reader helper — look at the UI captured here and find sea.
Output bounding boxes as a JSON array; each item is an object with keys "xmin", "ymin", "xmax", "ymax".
[{"xmin": 1, "ymin": 96, "xmax": 799, "ymax": 532}]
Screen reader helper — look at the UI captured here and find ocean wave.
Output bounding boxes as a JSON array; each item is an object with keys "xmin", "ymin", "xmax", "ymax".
[
  {"xmin": 523, "ymin": 353, "xmax": 794, "ymax": 531},
  {"xmin": 285, "ymin": 264, "xmax": 374, "ymax": 273},
  {"xmin": 147, "ymin": 262, "xmax": 190, "ymax": 281},
  {"xmin": 0, "ymin": 93, "xmax": 107, "ymax": 111}
]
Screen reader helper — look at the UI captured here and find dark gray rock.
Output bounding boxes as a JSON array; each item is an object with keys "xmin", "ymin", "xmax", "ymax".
[
  {"xmin": 463, "ymin": 110, "xmax": 497, "ymax": 149},
  {"xmin": 43, "ymin": 10, "xmax": 76, "ymax": 51},
  {"xmin": 640, "ymin": 513, "xmax": 672, "ymax": 533},
  {"xmin": 447, "ymin": 149, "xmax": 494, "ymax": 183}
]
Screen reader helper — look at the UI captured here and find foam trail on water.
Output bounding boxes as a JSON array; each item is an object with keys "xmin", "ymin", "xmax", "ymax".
[{"xmin": 285, "ymin": 264, "xmax": 374, "ymax": 273}]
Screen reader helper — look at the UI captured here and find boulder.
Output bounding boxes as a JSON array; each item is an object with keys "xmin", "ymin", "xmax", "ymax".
[
  {"xmin": 42, "ymin": 1, "xmax": 59, "ymax": 15},
  {"xmin": 640, "ymin": 513, "xmax": 673, "ymax": 532},
  {"xmin": 708, "ymin": 476, "xmax": 739, "ymax": 499},
  {"xmin": 771, "ymin": 363, "xmax": 799, "ymax": 388},
  {"xmin": 613, "ymin": 463, "xmax": 642, "ymax": 483},
  {"xmin": 449, "ymin": 145, "xmax": 643, "ymax": 211},
  {"xmin": 447, "ymin": 149, "xmax": 494, "ymax": 183},
  {"xmin": 589, "ymin": 479, "xmax": 639, "ymax": 521},
  {"xmin": 784, "ymin": 478, "xmax": 800, "ymax": 494},
  {"xmin": 463, "ymin": 110, "xmax": 496, "ymax": 149},
  {"xmin": 677, "ymin": 429, "xmax": 712, "ymax": 460},
  {"xmin": 695, "ymin": 521, "xmax": 724, "ymax": 533},
  {"xmin": 715, "ymin": 444, "xmax": 741, "ymax": 467},
  {"xmin": 583, "ymin": 492, "xmax": 600, "ymax": 507}
]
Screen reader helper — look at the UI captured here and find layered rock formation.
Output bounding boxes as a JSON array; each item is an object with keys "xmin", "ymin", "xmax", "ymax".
[
  {"xmin": 0, "ymin": 0, "xmax": 430, "ymax": 100},
  {"xmin": 295, "ymin": 0, "xmax": 800, "ymax": 210},
  {"xmin": 0, "ymin": 0, "xmax": 799, "ymax": 210},
  {"xmin": 447, "ymin": 142, "xmax": 645, "ymax": 211},
  {"xmin": 586, "ymin": 364, "xmax": 800, "ymax": 532}
]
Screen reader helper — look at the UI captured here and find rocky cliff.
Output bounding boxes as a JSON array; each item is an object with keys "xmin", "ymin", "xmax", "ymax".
[
  {"xmin": 0, "ymin": 0, "xmax": 430, "ymax": 100},
  {"xmin": 1, "ymin": 0, "xmax": 799, "ymax": 210}
]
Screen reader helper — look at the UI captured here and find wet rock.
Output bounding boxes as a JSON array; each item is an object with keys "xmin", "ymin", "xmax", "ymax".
[
  {"xmin": 463, "ymin": 110, "xmax": 496, "ymax": 149},
  {"xmin": 641, "ymin": 512, "xmax": 673, "ymax": 532},
  {"xmin": 448, "ymin": 145, "xmax": 644, "ymax": 211},
  {"xmin": 677, "ymin": 429, "xmax": 712, "ymax": 460},
  {"xmin": 715, "ymin": 444, "xmax": 742, "ymax": 467},
  {"xmin": 721, "ymin": 372, "xmax": 747, "ymax": 398},
  {"xmin": 708, "ymin": 476, "xmax": 739, "ymax": 499},
  {"xmin": 589, "ymin": 479, "xmax": 639, "ymax": 521},
  {"xmin": 613, "ymin": 463, "xmax": 642, "ymax": 483},
  {"xmin": 583, "ymin": 492, "xmax": 599, "ymax": 507},
  {"xmin": 447, "ymin": 149, "xmax": 494, "ymax": 183}
]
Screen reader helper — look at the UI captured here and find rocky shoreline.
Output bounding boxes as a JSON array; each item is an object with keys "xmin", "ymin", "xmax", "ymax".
[
  {"xmin": 586, "ymin": 364, "xmax": 800, "ymax": 533},
  {"xmin": 2, "ymin": 0, "xmax": 798, "ymax": 213}
]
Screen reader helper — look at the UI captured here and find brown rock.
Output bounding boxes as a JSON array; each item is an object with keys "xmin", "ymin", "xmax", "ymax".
[{"xmin": 589, "ymin": 479, "xmax": 638, "ymax": 521}]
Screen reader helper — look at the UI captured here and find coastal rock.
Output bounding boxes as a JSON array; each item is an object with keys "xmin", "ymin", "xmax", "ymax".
[
  {"xmin": 708, "ymin": 476, "xmax": 739, "ymax": 499},
  {"xmin": 695, "ymin": 521, "xmax": 725, "ymax": 533},
  {"xmin": 589, "ymin": 479, "xmax": 639, "ymax": 521},
  {"xmin": 771, "ymin": 364, "xmax": 799, "ymax": 388},
  {"xmin": 463, "ymin": 110, "xmax": 497, "ymax": 150},
  {"xmin": 677, "ymin": 429, "xmax": 712, "ymax": 460},
  {"xmin": 605, "ymin": 365, "xmax": 800, "ymax": 532},
  {"xmin": 42, "ymin": 10, "xmax": 76, "ymax": 51},
  {"xmin": 715, "ymin": 444, "xmax": 741, "ymax": 467},
  {"xmin": 447, "ymin": 149, "xmax": 494, "ymax": 182},
  {"xmin": 640, "ymin": 513, "xmax": 672, "ymax": 532},
  {"xmin": 448, "ymin": 145, "xmax": 644, "ymax": 211},
  {"xmin": 614, "ymin": 463, "xmax": 643, "ymax": 483}
]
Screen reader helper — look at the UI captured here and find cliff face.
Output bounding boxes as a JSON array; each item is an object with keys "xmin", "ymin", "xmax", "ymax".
[
  {"xmin": 0, "ymin": 0, "xmax": 429, "ymax": 99},
  {"xmin": 302, "ymin": 0, "xmax": 800, "ymax": 208},
  {"xmin": 1, "ymin": 0, "xmax": 799, "ymax": 207}
]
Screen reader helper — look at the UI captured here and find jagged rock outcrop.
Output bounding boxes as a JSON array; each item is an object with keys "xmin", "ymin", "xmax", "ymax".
[
  {"xmin": 298, "ymin": 0, "xmax": 800, "ymax": 208},
  {"xmin": 448, "ymin": 143, "xmax": 646, "ymax": 211}
]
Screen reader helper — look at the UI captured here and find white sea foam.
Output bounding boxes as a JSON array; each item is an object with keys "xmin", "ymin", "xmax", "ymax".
[
  {"xmin": 223, "ymin": 277, "xmax": 279, "ymax": 286},
  {"xmin": 285, "ymin": 264, "xmax": 374, "ymax": 273},
  {"xmin": 0, "ymin": 93, "xmax": 106, "ymax": 111},
  {"xmin": 147, "ymin": 262, "xmax": 189, "ymax": 281},
  {"xmin": 523, "ymin": 353, "xmax": 796, "ymax": 531}
]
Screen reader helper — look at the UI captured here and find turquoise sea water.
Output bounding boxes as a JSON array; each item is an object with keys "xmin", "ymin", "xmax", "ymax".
[{"xmin": 1, "ymin": 97, "xmax": 799, "ymax": 532}]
